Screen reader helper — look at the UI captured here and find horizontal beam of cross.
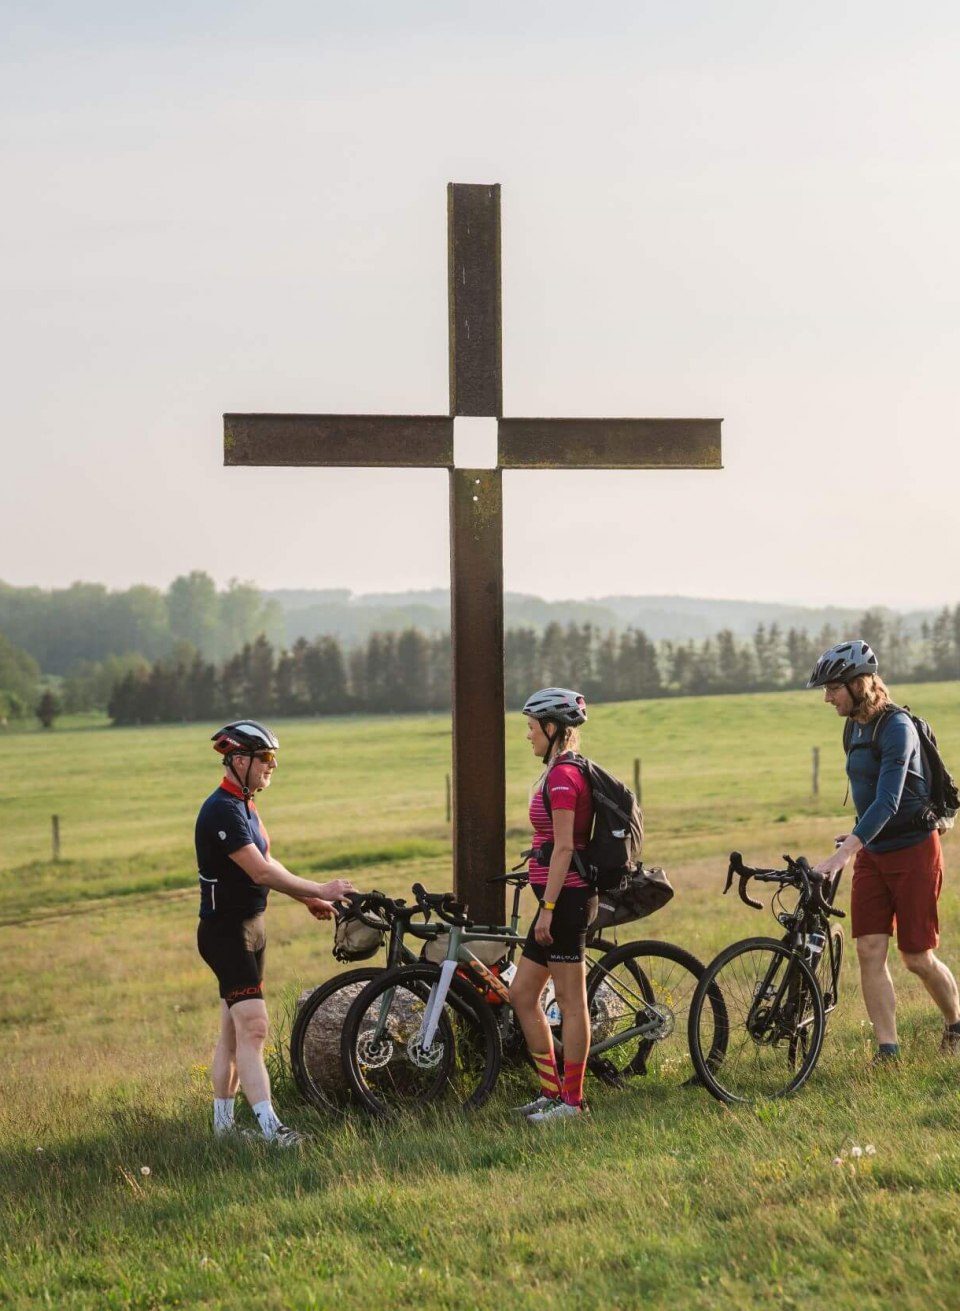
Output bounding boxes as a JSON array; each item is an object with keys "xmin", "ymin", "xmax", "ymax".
[
  {"xmin": 224, "ymin": 414, "xmax": 453, "ymax": 467},
  {"xmin": 223, "ymin": 415, "xmax": 721, "ymax": 469}
]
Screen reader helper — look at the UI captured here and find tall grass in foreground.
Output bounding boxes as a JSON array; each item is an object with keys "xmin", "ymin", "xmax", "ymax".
[{"xmin": 4, "ymin": 686, "xmax": 960, "ymax": 1309}]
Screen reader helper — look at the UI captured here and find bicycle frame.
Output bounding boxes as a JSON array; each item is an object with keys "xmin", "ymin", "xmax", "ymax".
[{"xmin": 379, "ymin": 915, "xmax": 677, "ymax": 1063}]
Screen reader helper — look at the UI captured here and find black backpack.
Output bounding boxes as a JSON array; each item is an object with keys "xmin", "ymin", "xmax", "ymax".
[
  {"xmin": 843, "ymin": 703, "xmax": 959, "ymax": 834},
  {"xmin": 540, "ymin": 753, "xmax": 644, "ymax": 892}
]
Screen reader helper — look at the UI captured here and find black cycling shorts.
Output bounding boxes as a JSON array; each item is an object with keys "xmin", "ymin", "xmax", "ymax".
[
  {"xmin": 197, "ymin": 913, "xmax": 267, "ymax": 1006},
  {"xmin": 522, "ymin": 885, "xmax": 598, "ymax": 967}
]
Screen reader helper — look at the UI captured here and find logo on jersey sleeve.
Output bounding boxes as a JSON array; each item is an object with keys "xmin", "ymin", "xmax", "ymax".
[{"xmin": 219, "ymin": 831, "xmax": 227, "ymax": 840}]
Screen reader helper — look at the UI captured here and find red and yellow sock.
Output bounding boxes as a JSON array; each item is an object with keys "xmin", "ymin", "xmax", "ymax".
[
  {"xmin": 561, "ymin": 1059, "xmax": 586, "ymax": 1107},
  {"xmin": 531, "ymin": 1048, "xmax": 561, "ymax": 1100}
]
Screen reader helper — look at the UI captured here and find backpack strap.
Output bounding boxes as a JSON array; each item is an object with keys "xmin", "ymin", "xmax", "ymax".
[
  {"xmin": 844, "ymin": 704, "xmax": 899, "ymax": 761},
  {"xmin": 539, "ymin": 752, "xmax": 588, "ymax": 816}
]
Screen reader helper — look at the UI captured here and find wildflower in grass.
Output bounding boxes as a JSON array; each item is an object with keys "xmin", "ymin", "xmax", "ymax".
[
  {"xmin": 140, "ymin": 1166, "xmax": 151, "ymax": 1176},
  {"xmin": 832, "ymin": 1156, "xmax": 843, "ymax": 1167},
  {"xmin": 35, "ymin": 1147, "xmax": 43, "ymax": 1154},
  {"xmin": 865, "ymin": 1144, "xmax": 876, "ymax": 1156},
  {"xmin": 850, "ymin": 1145, "xmax": 863, "ymax": 1159}
]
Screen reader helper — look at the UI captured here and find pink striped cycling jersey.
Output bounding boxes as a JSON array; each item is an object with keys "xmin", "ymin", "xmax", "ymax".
[{"xmin": 528, "ymin": 761, "xmax": 592, "ymax": 889}]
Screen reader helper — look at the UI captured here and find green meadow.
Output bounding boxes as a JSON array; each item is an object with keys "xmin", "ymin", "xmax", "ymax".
[{"xmin": 4, "ymin": 684, "xmax": 960, "ymax": 1309}]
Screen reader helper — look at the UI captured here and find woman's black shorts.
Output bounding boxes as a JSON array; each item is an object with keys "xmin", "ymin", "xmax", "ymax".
[
  {"xmin": 197, "ymin": 913, "xmax": 267, "ymax": 1006},
  {"xmin": 522, "ymin": 884, "xmax": 598, "ymax": 967}
]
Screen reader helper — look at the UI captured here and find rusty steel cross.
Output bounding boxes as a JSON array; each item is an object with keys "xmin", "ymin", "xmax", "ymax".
[{"xmin": 223, "ymin": 183, "xmax": 722, "ymax": 922}]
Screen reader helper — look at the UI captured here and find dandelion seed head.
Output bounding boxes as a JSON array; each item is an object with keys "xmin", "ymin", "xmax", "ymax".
[
  {"xmin": 850, "ymin": 1145, "xmax": 863, "ymax": 1158},
  {"xmin": 140, "ymin": 1166, "xmax": 151, "ymax": 1176},
  {"xmin": 865, "ymin": 1144, "xmax": 876, "ymax": 1156}
]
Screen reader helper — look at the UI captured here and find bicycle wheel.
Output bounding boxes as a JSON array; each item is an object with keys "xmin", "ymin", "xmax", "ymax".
[
  {"xmin": 290, "ymin": 969, "xmax": 387, "ymax": 1112},
  {"xmin": 341, "ymin": 964, "xmax": 502, "ymax": 1116},
  {"xmin": 585, "ymin": 939, "xmax": 724, "ymax": 1086},
  {"xmin": 815, "ymin": 926, "xmax": 844, "ymax": 1013},
  {"xmin": 688, "ymin": 937, "xmax": 826, "ymax": 1104}
]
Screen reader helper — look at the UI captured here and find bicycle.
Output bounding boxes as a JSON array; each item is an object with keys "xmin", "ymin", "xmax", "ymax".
[
  {"xmin": 687, "ymin": 850, "xmax": 845, "ymax": 1105},
  {"xmin": 290, "ymin": 889, "xmax": 446, "ymax": 1112},
  {"xmin": 291, "ymin": 877, "xmax": 562, "ymax": 1111},
  {"xmin": 338, "ymin": 878, "xmax": 727, "ymax": 1116}
]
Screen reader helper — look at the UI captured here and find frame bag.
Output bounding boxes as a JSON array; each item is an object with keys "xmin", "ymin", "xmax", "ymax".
[{"xmin": 592, "ymin": 864, "xmax": 675, "ymax": 931}]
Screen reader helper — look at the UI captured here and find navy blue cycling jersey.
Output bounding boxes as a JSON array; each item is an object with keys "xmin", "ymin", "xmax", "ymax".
[
  {"xmin": 848, "ymin": 709, "xmax": 930, "ymax": 853},
  {"xmin": 196, "ymin": 777, "xmax": 271, "ymax": 918}
]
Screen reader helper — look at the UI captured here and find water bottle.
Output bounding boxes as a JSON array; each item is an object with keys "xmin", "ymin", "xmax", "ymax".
[
  {"xmin": 500, "ymin": 962, "xmax": 518, "ymax": 986},
  {"xmin": 804, "ymin": 932, "xmax": 826, "ymax": 962},
  {"xmin": 543, "ymin": 981, "xmax": 562, "ymax": 1025}
]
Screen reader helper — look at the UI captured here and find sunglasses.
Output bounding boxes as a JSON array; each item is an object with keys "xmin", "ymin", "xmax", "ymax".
[{"xmin": 253, "ymin": 750, "xmax": 277, "ymax": 765}]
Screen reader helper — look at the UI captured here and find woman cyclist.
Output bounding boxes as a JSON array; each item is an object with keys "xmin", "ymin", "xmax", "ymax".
[
  {"xmin": 196, "ymin": 720, "xmax": 355, "ymax": 1144},
  {"xmin": 807, "ymin": 642, "xmax": 960, "ymax": 1062},
  {"xmin": 510, "ymin": 687, "xmax": 596, "ymax": 1122}
]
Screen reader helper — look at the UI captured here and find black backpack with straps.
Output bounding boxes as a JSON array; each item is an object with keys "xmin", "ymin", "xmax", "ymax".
[
  {"xmin": 843, "ymin": 703, "xmax": 959, "ymax": 834},
  {"xmin": 539, "ymin": 752, "xmax": 644, "ymax": 892}
]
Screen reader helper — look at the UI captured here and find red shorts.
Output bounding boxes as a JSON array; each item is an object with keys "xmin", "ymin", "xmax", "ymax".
[{"xmin": 850, "ymin": 831, "xmax": 943, "ymax": 954}]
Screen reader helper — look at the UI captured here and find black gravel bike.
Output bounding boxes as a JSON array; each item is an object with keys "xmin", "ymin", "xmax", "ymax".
[{"xmin": 687, "ymin": 851, "xmax": 845, "ymax": 1104}]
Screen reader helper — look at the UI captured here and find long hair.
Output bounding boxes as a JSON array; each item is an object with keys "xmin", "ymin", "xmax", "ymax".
[
  {"xmin": 849, "ymin": 673, "xmax": 893, "ymax": 724},
  {"xmin": 532, "ymin": 722, "xmax": 582, "ymax": 798}
]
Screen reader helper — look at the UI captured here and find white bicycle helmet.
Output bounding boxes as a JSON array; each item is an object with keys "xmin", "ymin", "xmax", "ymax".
[{"xmin": 521, "ymin": 687, "xmax": 588, "ymax": 726}]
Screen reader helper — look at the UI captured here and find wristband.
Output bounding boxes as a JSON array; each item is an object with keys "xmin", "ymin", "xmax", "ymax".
[{"xmin": 542, "ymin": 900, "xmax": 557, "ymax": 911}]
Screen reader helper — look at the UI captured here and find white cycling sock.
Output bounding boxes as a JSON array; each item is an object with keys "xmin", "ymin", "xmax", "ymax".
[
  {"xmin": 252, "ymin": 1099, "xmax": 282, "ymax": 1139},
  {"xmin": 213, "ymin": 1097, "xmax": 235, "ymax": 1135}
]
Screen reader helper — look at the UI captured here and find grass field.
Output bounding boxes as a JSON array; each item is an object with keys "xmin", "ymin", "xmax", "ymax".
[{"xmin": 4, "ymin": 685, "xmax": 960, "ymax": 1309}]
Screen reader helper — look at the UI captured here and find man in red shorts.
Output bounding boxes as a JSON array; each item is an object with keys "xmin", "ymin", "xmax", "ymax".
[{"xmin": 808, "ymin": 641, "xmax": 960, "ymax": 1062}]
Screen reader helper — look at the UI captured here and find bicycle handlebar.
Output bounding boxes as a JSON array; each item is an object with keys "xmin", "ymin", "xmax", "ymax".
[
  {"xmin": 725, "ymin": 851, "xmax": 846, "ymax": 919},
  {"xmin": 334, "ymin": 889, "xmax": 412, "ymax": 932},
  {"xmin": 411, "ymin": 882, "xmax": 472, "ymax": 927}
]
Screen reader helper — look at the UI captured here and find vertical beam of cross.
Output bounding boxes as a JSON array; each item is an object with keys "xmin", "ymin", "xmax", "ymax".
[
  {"xmin": 223, "ymin": 182, "xmax": 722, "ymax": 924},
  {"xmin": 447, "ymin": 185, "xmax": 505, "ymax": 925}
]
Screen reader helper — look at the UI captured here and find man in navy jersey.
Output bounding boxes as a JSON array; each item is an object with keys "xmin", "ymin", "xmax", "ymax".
[{"xmin": 196, "ymin": 720, "xmax": 355, "ymax": 1145}]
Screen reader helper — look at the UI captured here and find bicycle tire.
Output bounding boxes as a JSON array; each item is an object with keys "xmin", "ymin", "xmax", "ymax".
[
  {"xmin": 688, "ymin": 937, "xmax": 826, "ymax": 1104},
  {"xmin": 340, "ymin": 964, "xmax": 502, "ymax": 1117},
  {"xmin": 585, "ymin": 939, "xmax": 725, "ymax": 1086},
  {"xmin": 816, "ymin": 926, "xmax": 844, "ymax": 1013},
  {"xmin": 290, "ymin": 968, "xmax": 386, "ymax": 1112}
]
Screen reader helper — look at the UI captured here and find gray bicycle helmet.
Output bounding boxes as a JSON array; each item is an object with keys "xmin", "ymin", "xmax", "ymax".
[
  {"xmin": 521, "ymin": 687, "xmax": 588, "ymax": 726},
  {"xmin": 211, "ymin": 720, "xmax": 280, "ymax": 757},
  {"xmin": 806, "ymin": 640, "xmax": 878, "ymax": 689}
]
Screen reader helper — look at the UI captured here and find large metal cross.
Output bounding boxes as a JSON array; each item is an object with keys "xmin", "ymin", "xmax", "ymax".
[{"xmin": 223, "ymin": 183, "xmax": 722, "ymax": 922}]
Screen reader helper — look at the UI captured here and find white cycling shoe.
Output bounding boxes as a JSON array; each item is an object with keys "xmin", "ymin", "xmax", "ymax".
[
  {"xmin": 513, "ymin": 1094, "xmax": 559, "ymax": 1117},
  {"xmin": 527, "ymin": 1100, "xmax": 587, "ymax": 1124}
]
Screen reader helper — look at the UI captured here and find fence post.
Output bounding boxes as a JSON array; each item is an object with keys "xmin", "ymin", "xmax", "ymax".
[
  {"xmin": 812, "ymin": 747, "xmax": 820, "ymax": 797},
  {"xmin": 634, "ymin": 757, "xmax": 641, "ymax": 806},
  {"xmin": 52, "ymin": 814, "xmax": 61, "ymax": 862},
  {"xmin": 445, "ymin": 774, "xmax": 451, "ymax": 824}
]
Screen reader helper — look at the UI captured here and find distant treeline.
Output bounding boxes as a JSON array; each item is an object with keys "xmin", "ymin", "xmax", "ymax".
[
  {"xmin": 105, "ymin": 606, "xmax": 960, "ymax": 725},
  {"xmin": 0, "ymin": 574, "xmax": 284, "ymax": 675}
]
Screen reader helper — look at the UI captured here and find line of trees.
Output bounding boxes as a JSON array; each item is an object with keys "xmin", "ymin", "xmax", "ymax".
[
  {"xmin": 0, "ymin": 573, "xmax": 284, "ymax": 674},
  {"xmin": 106, "ymin": 607, "xmax": 960, "ymax": 725}
]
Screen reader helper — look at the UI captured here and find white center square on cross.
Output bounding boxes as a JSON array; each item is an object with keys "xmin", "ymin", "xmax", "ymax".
[{"xmin": 453, "ymin": 417, "xmax": 498, "ymax": 468}]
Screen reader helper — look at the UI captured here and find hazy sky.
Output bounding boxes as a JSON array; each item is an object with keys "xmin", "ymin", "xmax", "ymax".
[{"xmin": 3, "ymin": 1, "xmax": 958, "ymax": 608}]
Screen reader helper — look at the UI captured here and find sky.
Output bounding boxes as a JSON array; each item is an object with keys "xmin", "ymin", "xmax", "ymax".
[{"xmin": 2, "ymin": 0, "xmax": 958, "ymax": 609}]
